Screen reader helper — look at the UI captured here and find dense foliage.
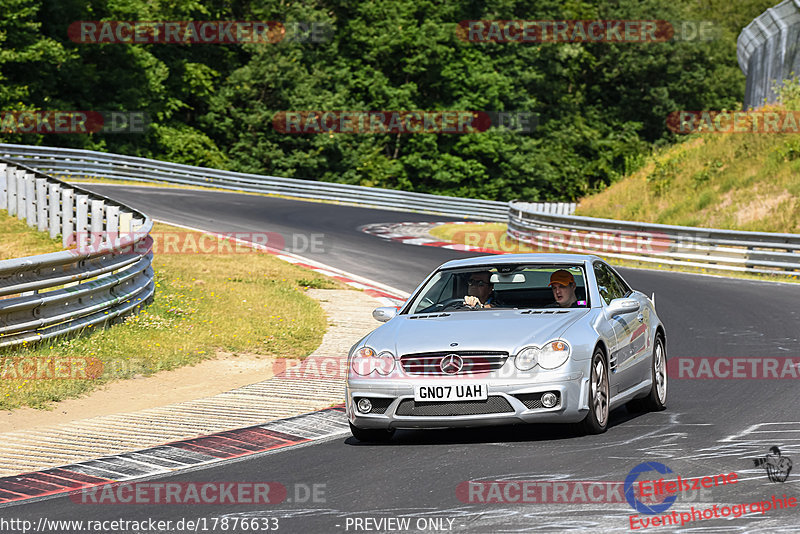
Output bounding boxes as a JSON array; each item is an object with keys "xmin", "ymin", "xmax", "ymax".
[{"xmin": 0, "ymin": 0, "xmax": 777, "ymax": 201}]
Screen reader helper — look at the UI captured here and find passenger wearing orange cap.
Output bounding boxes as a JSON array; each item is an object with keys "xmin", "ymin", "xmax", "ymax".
[{"xmin": 548, "ymin": 269, "xmax": 579, "ymax": 308}]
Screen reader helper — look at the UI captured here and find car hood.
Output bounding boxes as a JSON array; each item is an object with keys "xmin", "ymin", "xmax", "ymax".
[{"xmin": 364, "ymin": 309, "xmax": 590, "ymax": 356}]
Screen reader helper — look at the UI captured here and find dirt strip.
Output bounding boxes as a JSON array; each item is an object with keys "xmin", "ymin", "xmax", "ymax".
[{"xmin": 0, "ymin": 288, "xmax": 379, "ymax": 477}]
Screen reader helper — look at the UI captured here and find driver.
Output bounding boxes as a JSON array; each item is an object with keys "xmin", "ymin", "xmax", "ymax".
[
  {"xmin": 464, "ymin": 271, "xmax": 495, "ymax": 309},
  {"xmin": 548, "ymin": 269, "xmax": 580, "ymax": 308}
]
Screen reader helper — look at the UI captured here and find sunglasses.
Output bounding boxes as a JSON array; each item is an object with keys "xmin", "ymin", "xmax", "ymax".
[{"xmin": 467, "ymin": 280, "xmax": 489, "ymax": 287}]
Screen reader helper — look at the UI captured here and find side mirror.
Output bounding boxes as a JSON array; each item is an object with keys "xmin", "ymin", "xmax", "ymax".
[
  {"xmin": 372, "ymin": 307, "xmax": 398, "ymax": 322},
  {"xmin": 606, "ymin": 298, "xmax": 640, "ymax": 317}
]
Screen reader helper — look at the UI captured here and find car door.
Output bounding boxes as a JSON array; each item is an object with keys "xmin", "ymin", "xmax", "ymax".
[
  {"xmin": 606, "ymin": 264, "xmax": 652, "ymax": 383},
  {"xmin": 593, "ymin": 261, "xmax": 641, "ymax": 392}
]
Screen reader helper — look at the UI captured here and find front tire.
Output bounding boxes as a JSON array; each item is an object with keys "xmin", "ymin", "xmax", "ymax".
[
  {"xmin": 580, "ymin": 349, "xmax": 609, "ymax": 434},
  {"xmin": 349, "ymin": 422, "xmax": 395, "ymax": 443}
]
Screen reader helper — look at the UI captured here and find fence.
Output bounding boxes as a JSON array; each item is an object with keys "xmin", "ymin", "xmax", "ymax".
[
  {"xmin": 0, "ymin": 144, "xmax": 578, "ymax": 219},
  {"xmin": 0, "ymin": 144, "xmax": 517, "ymax": 220},
  {"xmin": 508, "ymin": 202, "xmax": 800, "ymax": 275},
  {"xmin": 738, "ymin": 0, "xmax": 800, "ymax": 109},
  {"xmin": 0, "ymin": 159, "xmax": 154, "ymax": 349}
]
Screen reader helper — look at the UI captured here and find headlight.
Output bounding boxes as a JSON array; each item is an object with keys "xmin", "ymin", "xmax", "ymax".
[
  {"xmin": 351, "ymin": 347, "xmax": 395, "ymax": 376},
  {"xmin": 538, "ymin": 340, "xmax": 570, "ymax": 369},
  {"xmin": 374, "ymin": 351, "xmax": 395, "ymax": 375},
  {"xmin": 515, "ymin": 347, "xmax": 540, "ymax": 371},
  {"xmin": 514, "ymin": 341, "xmax": 570, "ymax": 371}
]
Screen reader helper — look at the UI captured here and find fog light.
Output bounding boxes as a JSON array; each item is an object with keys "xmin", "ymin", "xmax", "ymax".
[
  {"xmin": 357, "ymin": 398, "xmax": 372, "ymax": 413},
  {"xmin": 541, "ymin": 392, "xmax": 558, "ymax": 408}
]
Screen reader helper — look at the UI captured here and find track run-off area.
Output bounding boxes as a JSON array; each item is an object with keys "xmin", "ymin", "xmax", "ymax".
[{"xmin": 3, "ymin": 184, "xmax": 800, "ymax": 534}]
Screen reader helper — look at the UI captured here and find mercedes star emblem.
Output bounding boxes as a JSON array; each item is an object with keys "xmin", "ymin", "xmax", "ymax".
[{"xmin": 440, "ymin": 354, "xmax": 464, "ymax": 375}]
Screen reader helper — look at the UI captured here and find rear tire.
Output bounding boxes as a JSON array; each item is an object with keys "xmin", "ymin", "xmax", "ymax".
[
  {"xmin": 580, "ymin": 349, "xmax": 609, "ymax": 435},
  {"xmin": 627, "ymin": 335, "xmax": 667, "ymax": 413},
  {"xmin": 643, "ymin": 335, "xmax": 667, "ymax": 411},
  {"xmin": 349, "ymin": 422, "xmax": 395, "ymax": 443}
]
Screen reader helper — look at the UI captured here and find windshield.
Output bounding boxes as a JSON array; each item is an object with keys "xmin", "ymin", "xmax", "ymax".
[{"xmin": 405, "ymin": 264, "xmax": 589, "ymax": 314}]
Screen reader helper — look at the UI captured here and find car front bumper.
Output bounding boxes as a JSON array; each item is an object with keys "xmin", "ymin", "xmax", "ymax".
[{"xmin": 346, "ymin": 364, "xmax": 591, "ymax": 430}]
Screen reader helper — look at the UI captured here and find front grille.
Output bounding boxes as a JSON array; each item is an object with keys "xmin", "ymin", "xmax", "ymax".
[
  {"xmin": 400, "ymin": 351, "xmax": 508, "ymax": 376},
  {"xmin": 514, "ymin": 392, "xmax": 561, "ymax": 409},
  {"xmin": 395, "ymin": 396, "xmax": 514, "ymax": 416}
]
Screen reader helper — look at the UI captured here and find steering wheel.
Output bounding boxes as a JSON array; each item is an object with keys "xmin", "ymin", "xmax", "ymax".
[{"xmin": 439, "ymin": 297, "xmax": 472, "ymax": 310}]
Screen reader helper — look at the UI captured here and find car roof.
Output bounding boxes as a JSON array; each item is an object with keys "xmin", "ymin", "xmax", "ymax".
[{"xmin": 437, "ymin": 253, "xmax": 602, "ymax": 270}]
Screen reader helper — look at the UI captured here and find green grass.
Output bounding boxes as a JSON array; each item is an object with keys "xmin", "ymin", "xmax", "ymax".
[
  {"xmin": 575, "ymin": 121, "xmax": 800, "ymax": 234},
  {"xmin": 0, "ymin": 210, "xmax": 63, "ymax": 260},
  {"xmin": 0, "ymin": 221, "xmax": 347, "ymax": 410}
]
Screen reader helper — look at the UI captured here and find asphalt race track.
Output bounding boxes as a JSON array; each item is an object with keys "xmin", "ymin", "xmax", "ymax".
[{"xmin": 4, "ymin": 185, "xmax": 800, "ymax": 533}]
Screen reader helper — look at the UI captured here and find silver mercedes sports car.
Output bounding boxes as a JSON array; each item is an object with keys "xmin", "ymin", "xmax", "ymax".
[{"xmin": 346, "ymin": 254, "xmax": 667, "ymax": 441}]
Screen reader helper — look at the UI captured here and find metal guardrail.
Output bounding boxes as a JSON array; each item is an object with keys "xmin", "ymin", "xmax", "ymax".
[
  {"xmin": 3, "ymin": 144, "xmax": 795, "ymax": 282},
  {"xmin": 508, "ymin": 201, "xmax": 800, "ymax": 275},
  {"xmin": 0, "ymin": 143, "xmax": 576, "ymax": 220},
  {"xmin": 0, "ymin": 159, "xmax": 155, "ymax": 349},
  {"xmin": 0, "ymin": 144, "xmax": 509, "ymax": 220},
  {"xmin": 737, "ymin": 0, "xmax": 800, "ymax": 109}
]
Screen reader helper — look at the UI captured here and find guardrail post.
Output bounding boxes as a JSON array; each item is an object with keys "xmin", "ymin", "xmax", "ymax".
[
  {"xmin": 36, "ymin": 178, "xmax": 48, "ymax": 232},
  {"xmin": 25, "ymin": 172, "xmax": 36, "ymax": 227},
  {"xmin": 15, "ymin": 169, "xmax": 26, "ymax": 220},
  {"xmin": 5, "ymin": 165, "xmax": 15, "ymax": 215},
  {"xmin": 0, "ymin": 163, "xmax": 8, "ymax": 210},
  {"xmin": 61, "ymin": 188, "xmax": 74, "ymax": 248},
  {"xmin": 76, "ymin": 194, "xmax": 89, "ymax": 247},
  {"xmin": 48, "ymin": 182, "xmax": 61, "ymax": 239},
  {"xmin": 90, "ymin": 199, "xmax": 105, "ymax": 247},
  {"xmin": 0, "ymin": 163, "xmax": 6, "ymax": 210},
  {"xmin": 106, "ymin": 205, "xmax": 120, "ymax": 245},
  {"xmin": 119, "ymin": 211, "xmax": 133, "ymax": 233}
]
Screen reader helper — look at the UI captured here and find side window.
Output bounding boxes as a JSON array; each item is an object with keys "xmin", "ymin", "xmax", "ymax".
[
  {"xmin": 607, "ymin": 266, "xmax": 632, "ymax": 297},
  {"xmin": 593, "ymin": 262, "xmax": 625, "ymax": 305}
]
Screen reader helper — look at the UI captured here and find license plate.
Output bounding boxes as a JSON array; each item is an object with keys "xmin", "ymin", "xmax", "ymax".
[{"xmin": 414, "ymin": 383, "xmax": 488, "ymax": 402}]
